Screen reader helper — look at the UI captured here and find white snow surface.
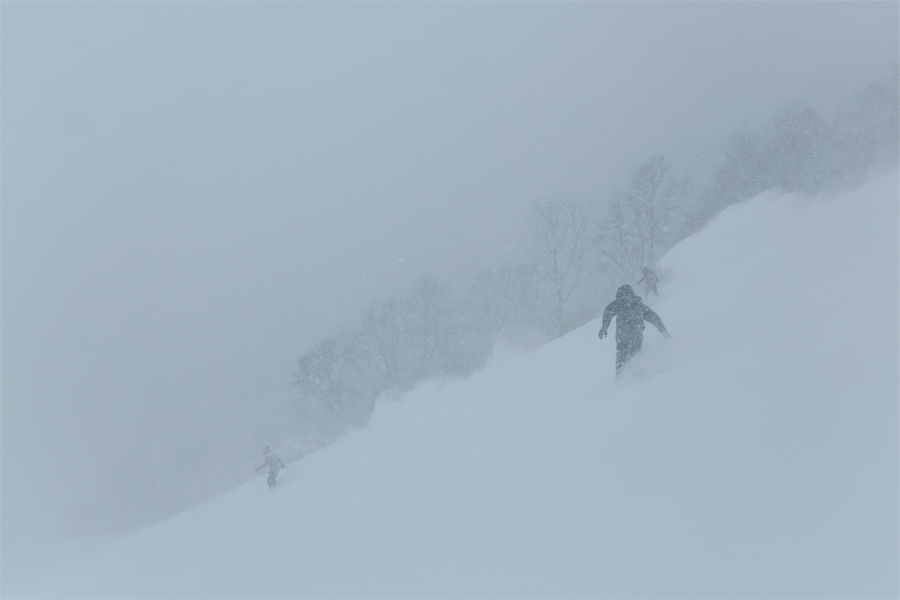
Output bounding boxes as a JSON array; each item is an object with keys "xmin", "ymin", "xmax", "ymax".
[{"xmin": 13, "ymin": 172, "xmax": 899, "ymax": 598}]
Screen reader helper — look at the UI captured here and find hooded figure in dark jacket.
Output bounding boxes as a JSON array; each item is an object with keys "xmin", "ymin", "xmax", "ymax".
[{"xmin": 598, "ymin": 284, "xmax": 669, "ymax": 376}]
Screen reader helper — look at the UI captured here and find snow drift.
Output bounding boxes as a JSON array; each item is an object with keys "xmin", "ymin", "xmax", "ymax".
[{"xmin": 12, "ymin": 172, "xmax": 899, "ymax": 598}]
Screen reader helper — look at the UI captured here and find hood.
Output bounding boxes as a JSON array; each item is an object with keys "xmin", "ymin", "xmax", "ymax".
[{"xmin": 616, "ymin": 284, "xmax": 636, "ymax": 300}]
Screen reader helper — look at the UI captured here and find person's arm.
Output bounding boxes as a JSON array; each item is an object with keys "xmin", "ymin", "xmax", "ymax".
[
  {"xmin": 643, "ymin": 306, "xmax": 670, "ymax": 337},
  {"xmin": 598, "ymin": 301, "xmax": 617, "ymax": 338}
]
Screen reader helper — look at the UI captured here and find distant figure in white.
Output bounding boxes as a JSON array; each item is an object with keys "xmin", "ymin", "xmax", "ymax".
[
  {"xmin": 637, "ymin": 266, "xmax": 660, "ymax": 297},
  {"xmin": 256, "ymin": 446, "xmax": 285, "ymax": 488}
]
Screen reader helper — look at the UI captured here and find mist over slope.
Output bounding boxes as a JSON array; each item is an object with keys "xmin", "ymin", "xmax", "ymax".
[{"xmin": 16, "ymin": 171, "xmax": 899, "ymax": 598}]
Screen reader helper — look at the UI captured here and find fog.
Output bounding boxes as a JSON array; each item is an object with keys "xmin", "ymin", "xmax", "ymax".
[{"xmin": 2, "ymin": 1, "xmax": 897, "ymax": 588}]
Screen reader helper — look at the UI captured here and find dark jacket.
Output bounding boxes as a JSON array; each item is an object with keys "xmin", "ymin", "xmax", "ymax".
[{"xmin": 600, "ymin": 284, "xmax": 668, "ymax": 343}]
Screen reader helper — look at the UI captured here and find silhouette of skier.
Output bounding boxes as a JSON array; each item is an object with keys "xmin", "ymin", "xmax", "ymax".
[
  {"xmin": 637, "ymin": 266, "xmax": 660, "ymax": 296},
  {"xmin": 598, "ymin": 284, "xmax": 669, "ymax": 376},
  {"xmin": 255, "ymin": 446, "xmax": 285, "ymax": 488}
]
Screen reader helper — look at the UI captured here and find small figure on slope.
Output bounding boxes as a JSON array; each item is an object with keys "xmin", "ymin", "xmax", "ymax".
[
  {"xmin": 637, "ymin": 266, "xmax": 660, "ymax": 297},
  {"xmin": 256, "ymin": 446, "xmax": 285, "ymax": 488},
  {"xmin": 598, "ymin": 284, "xmax": 670, "ymax": 377}
]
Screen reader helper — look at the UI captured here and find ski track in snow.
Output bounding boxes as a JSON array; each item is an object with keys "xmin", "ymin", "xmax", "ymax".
[{"xmin": 12, "ymin": 171, "xmax": 899, "ymax": 598}]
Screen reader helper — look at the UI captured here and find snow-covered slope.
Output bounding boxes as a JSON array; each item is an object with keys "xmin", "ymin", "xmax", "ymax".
[{"xmin": 15, "ymin": 172, "xmax": 899, "ymax": 599}]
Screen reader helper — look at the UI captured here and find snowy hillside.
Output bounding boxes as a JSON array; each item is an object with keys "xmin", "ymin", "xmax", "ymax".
[{"xmin": 15, "ymin": 172, "xmax": 899, "ymax": 598}]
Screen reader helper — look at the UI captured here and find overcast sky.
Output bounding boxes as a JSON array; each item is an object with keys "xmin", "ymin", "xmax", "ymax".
[{"xmin": 2, "ymin": 1, "xmax": 898, "ymax": 586}]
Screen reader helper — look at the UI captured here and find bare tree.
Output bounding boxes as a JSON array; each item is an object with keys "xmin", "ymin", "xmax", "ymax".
[
  {"xmin": 457, "ymin": 261, "xmax": 546, "ymax": 359},
  {"xmin": 403, "ymin": 278, "xmax": 458, "ymax": 380},
  {"xmin": 292, "ymin": 330, "xmax": 375, "ymax": 425},
  {"xmin": 599, "ymin": 154, "xmax": 690, "ymax": 280},
  {"xmin": 681, "ymin": 130, "xmax": 769, "ymax": 239},
  {"xmin": 529, "ymin": 194, "xmax": 595, "ymax": 336},
  {"xmin": 763, "ymin": 105, "xmax": 834, "ymax": 194},
  {"xmin": 357, "ymin": 297, "xmax": 410, "ymax": 392},
  {"xmin": 466, "ymin": 263, "xmax": 536, "ymax": 338},
  {"xmin": 352, "ymin": 278, "xmax": 460, "ymax": 395},
  {"xmin": 832, "ymin": 70, "xmax": 900, "ymax": 178}
]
